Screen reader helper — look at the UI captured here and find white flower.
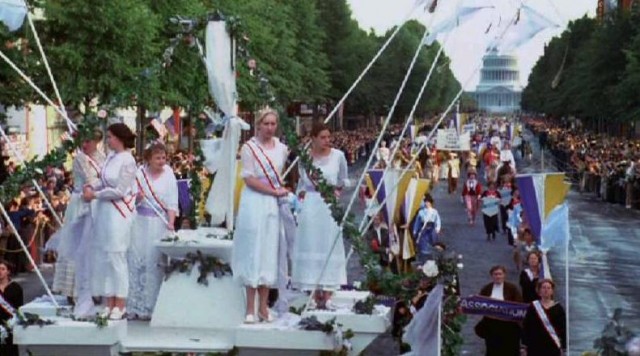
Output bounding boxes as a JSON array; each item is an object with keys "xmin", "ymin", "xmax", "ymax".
[
  {"xmin": 35, "ymin": 168, "xmax": 43, "ymax": 175},
  {"xmin": 458, "ymin": 254, "xmax": 463, "ymax": 260},
  {"xmin": 353, "ymin": 281, "xmax": 362, "ymax": 289},
  {"xmin": 457, "ymin": 263, "xmax": 464, "ymax": 270},
  {"xmin": 452, "ymin": 279, "xmax": 457, "ymax": 286},
  {"xmin": 422, "ymin": 260, "xmax": 439, "ymax": 277},
  {"xmin": 97, "ymin": 109, "xmax": 108, "ymax": 118},
  {"xmin": 627, "ymin": 336, "xmax": 640, "ymax": 356},
  {"xmin": 450, "ymin": 287, "xmax": 457, "ymax": 294}
]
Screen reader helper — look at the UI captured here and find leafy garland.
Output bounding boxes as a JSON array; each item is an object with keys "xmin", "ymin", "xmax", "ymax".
[
  {"xmin": 163, "ymin": 250, "xmax": 232, "ymax": 286},
  {"xmin": 299, "ymin": 316, "xmax": 354, "ymax": 356},
  {"xmin": 0, "ymin": 113, "xmax": 102, "ymax": 204}
]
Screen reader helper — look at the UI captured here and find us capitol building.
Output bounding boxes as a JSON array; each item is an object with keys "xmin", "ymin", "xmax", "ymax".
[{"xmin": 471, "ymin": 48, "xmax": 522, "ymax": 113}]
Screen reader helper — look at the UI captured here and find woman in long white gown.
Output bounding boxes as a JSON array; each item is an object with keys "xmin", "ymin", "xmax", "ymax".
[
  {"xmin": 232, "ymin": 110, "xmax": 289, "ymax": 323},
  {"xmin": 292, "ymin": 123, "xmax": 348, "ymax": 309},
  {"xmin": 127, "ymin": 142, "xmax": 178, "ymax": 320},
  {"xmin": 50, "ymin": 130, "xmax": 105, "ymax": 317},
  {"xmin": 83, "ymin": 123, "xmax": 137, "ymax": 320}
]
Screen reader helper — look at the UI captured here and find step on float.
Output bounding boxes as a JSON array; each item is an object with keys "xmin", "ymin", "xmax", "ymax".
[{"xmin": 15, "ymin": 228, "xmax": 391, "ymax": 355}]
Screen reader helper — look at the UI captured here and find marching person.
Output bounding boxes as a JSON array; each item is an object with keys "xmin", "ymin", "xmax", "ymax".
[
  {"xmin": 447, "ymin": 152, "xmax": 460, "ymax": 194},
  {"xmin": 292, "ymin": 123, "xmax": 348, "ymax": 310},
  {"xmin": 462, "ymin": 169, "xmax": 482, "ymax": 225},
  {"xmin": 475, "ymin": 265, "xmax": 522, "ymax": 356},
  {"xmin": 480, "ymin": 182, "xmax": 501, "ymax": 242},
  {"xmin": 368, "ymin": 213, "xmax": 391, "ymax": 269},
  {"xmin": 232, "ymin": 110, "xmax": 289, "ymax": 323},
  {"xmin": 498, "ymin": 179, "xmax": 513, "ymax": 239},
  {"xmin": 83, "ymin": 123, "xmax": 138, "ymax": 320},
  {"xmin": 519, "ymin": 251, "xmax": 542, "ymax": 303},
  {"xmin": 411, "ymin": 194, "xmax": 441, "ymax": 263},
  {"xmin": 521, "ymin": 279, "xmax": 567, "ymax": 356},
  {"xmin": 127, "ymin": 142, "xmax": 178, "ymax": 320},
  {"xmin": 0, "ymin": 260, "xmax": 23, "ymax": 356},
  {"xmin": 53, "ymin": 129, "xmax": 106, "ymax": 318}
]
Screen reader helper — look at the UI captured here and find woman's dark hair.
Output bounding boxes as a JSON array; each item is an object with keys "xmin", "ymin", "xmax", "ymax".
[
  {"xmin": 108, "ymin": 123, "xmax": 136, "ymax": 149},
  {"xmin": 143, "ymin": 142, "xmax": 168, "ymax": 163},
  {"xmin": 0, "ymin": 259, "xmax": 16, "ymax": 276},
  {"xmin": 423, "ymin": 193, "xmax": 434, "ymax": 205},
  {"xmin": 310, "ymin": 123, "xmax": 331, "ymax": 138},
  {"xmin": 91, "ymin": 129, "xmax": 104, "ymax": 142}
]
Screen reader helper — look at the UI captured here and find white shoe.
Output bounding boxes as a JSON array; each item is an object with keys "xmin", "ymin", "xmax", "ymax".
[
  {"xmin": 109, "ymin": 307, "xmax": 125, "ymax": 320},
  {"xmin": 258, "ymin": 310, "xmax": 274, "ymax": 323},
  {"xmin": 244, "ymin": 314, "xmax": 256, "ymax": 324}
]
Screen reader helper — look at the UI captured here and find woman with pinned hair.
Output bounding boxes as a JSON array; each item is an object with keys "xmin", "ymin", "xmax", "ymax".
[
  {"xmin": 232, "ymin": 110, "xmax": 289, "ymax": 324},
  {"xmin": 51, "ymin": 129, "xmax": 106, "ymax": 318},
  {"xmin": 521, "ymin": 279, "xmax": 567, "ymax": 356},
  {"xmin": 83, "ymin": 123, "xmax": 138, "ymax": 320},
  {"xmin": 291, "ymin": 123, "xmax": 348, "ymax": 309},
  {"xmin": 127, "ymin": 142, "xmax": 178, "ymax": 320}
]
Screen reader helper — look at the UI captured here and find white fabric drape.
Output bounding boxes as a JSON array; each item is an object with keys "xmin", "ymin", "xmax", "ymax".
[
  {"xmin": 202, "ymin": 20, "xmax": 249, "ymax": 229},
  {"xmin": 0, "ymin": 0, "xmax": 27, "ymax": 32}
]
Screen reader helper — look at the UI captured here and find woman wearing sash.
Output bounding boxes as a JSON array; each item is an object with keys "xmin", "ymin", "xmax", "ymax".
[
  {"xmin": 52, "ymin": 130, "xmax": 106, "ymax": 317},
  {"xmin": 127, "ymin": 143, "xmax": 178, "ymax": 320},
  {"xmin": 461, "ymin": 169, "xmax": 482, "ymax": 225},
  {"xmin": 0, "ymin": 260, "xmax": 23, "ymax": 356},
  {"xmin": 522, "ymin": 279, "xmax": 567, "ymax": 356},
  {"xmin": 292, "ymin": 123, "xmax": 348, "ymax": 309},
  {"xmin": 480, "ymin": 181, "xmax": 501, "ymax": 241},
  {"xmin": 83, "ymin": 123, "xmax": 137, "ymax": 320},
  {"xmin": 411, "ymin": 194, "xmax": 441, "ymax": 263},
  {"xmin": 232, "ymin": 110, "xmax": 289, "ymax": 323}
]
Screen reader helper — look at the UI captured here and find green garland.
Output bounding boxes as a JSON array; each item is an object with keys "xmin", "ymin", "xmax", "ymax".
[
  {"xmin": 163, "ymin": 250, "xmax": 232, "ymax": 286},
  {"xmin": 0, "ymin": 113, "xmax": 102, "ymax": 204}
]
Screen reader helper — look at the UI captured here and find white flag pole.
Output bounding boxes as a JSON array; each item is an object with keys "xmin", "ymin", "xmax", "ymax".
[{"xmin": 565, "ymin": 221, "xmax": 570, "ymax": 354}]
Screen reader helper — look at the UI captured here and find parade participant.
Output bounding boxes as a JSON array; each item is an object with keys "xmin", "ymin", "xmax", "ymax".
[
  {"xmin": 506, "ymin": 187, "xmax": 522, "ymax": 247},
  {"xmin": 462, "ymin": 170, "xmax": 482, "ymax": 225},
  {"xmin": 480, "ymin": 182, "xmax": 501, "ymax": 241},
  {"xmin": 498, "ymin": 179, "xmax": 513, "ymax": 239},
  {"xmin": 127, "ymin": 143, "xmax": 178, "ymax": 320},
  {"xmin": 519, "ymin": 251, "xmax": 542, "ymax": 303},
  {"xmin": 522, "ymin": 279, "xmax": 567, "ymax": 356},
  {"xmin": 232, "ymin": 110, "xmax": 289, "ymax": 323},
  {"xmin": 0, "ymin": 260, "xmax": 23, "ymax": 356},
  {"xmin": 430, "ymin": 145, "xmax": 440, "ymax": 185},
  {"xmin": 475, "ymin": 265, "xmax": 522, "ymax": 356},
  {"xmin": 411, "ymin": 194, "xmax": 441, "ymax": 262},
  {"xmin": 447, "ymin": 152, "xmax": 460, "ymax": 194},
  {"xmin": 53, "ymin": 129, "xmax": 106, "ymax": 317},
  {"xmin": 292, "ymin": 123, "xmax": 348, "ymax": 310},
  {"xmin": 514, "ymin": 228, "xmax": 538, "ymax": 272},
  {"xmin": 368, "ymin": 213, "xmax": 391, "ymax": 269},
  {"xmin": 83, "ymin": 123, "xmax": 138, "ymax": 320},
  {"xmin": 375, "ymin": 141, "xmax": 390, "ymax": 166},
  {"xmin": 500, "ymin": 141, "xmax": 516, "ymax": 174}
]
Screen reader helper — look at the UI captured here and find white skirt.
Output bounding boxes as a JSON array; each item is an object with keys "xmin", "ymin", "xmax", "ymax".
[
  {"xmin": 90, "ymin": 251, "xmax": 128, "ymax": 298},
  {"xmin": 232, "ymin": 187, "xmax": 280, "ymax": 288},
  {"xmin": 291, "ymin": 192, "xmax": 347, "ymax": 291},
  {"xmin": 127, "ymin": 214, "xmax": 167, "ymax": 317}
]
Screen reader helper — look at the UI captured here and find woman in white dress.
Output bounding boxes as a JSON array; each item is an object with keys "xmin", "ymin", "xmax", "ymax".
[
  {"xmin": 53, "ymin": 130, "xmax": 106, "ymax": 318},
  {"xmin": 232, "ymin": 110, "xmax": 289, "ymax": 324},
  {"xmin": 127, "ymin": 142, "xmax": 178, "ymax": 320},
  {"xmin": 83, "ymin": 123, "xmax": 137, "ymax": 320},
  {"xmin": 292, "ymin": 123, "xmax": 348, "ymax": 309}
]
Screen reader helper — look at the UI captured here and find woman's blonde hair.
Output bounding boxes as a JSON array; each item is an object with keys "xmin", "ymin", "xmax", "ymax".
[{"xmin": 256, "ymin": 108, "xmax": 279, "ymax": 125}]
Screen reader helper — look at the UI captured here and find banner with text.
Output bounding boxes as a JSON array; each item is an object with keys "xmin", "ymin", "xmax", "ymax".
[
  {"xmin": 460, "ymin": 295, "xmax": 529, "ymax": 322},
  {"xmin": 436, "ymin": 129, "xmax": 470, "ymax": 151},
  {"xmin": 462, "ymin": 123, "xmax": 476, "ymax": 135}
]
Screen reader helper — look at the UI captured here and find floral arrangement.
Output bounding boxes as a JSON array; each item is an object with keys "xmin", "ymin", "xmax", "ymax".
[
  {"xmin": 163, "ymin": 250, "xmax": 232, "ymax": 286},
  {"xmin": 1, "ymin": 310, "xmax": 55, "ymax": 344},
  {"xmin": 299, "ymin": 316, "xmax": 354, "ymax": 356}
]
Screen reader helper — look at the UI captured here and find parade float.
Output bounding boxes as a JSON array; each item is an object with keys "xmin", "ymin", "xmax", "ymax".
[{"xmin": 0, "ymin": 1, "xmax": 566, "ymax": 355}]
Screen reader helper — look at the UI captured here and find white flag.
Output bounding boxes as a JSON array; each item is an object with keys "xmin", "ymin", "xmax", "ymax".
[
  {"xmin": 493, "ymin": 4, "xmax": 560, "ymax": 53},
  {"xmin": 0, "ymin": 0, "xmax": 27, "ymax": 32},
  {"xmin": 424, "ymin": 2, "xmax": 494, "ymax": 45}
]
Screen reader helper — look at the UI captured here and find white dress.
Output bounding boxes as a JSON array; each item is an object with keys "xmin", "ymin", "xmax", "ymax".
[
  {"xmin": 127, "ymin": 165, "xmax": 178, "ymax": 317},
  {"xmin": 231, "ymin": 137, "xmax": 288, "ymax": 288},
  {"xmin": 292, "ymin": 148, "xmax": 348, "ymax": 290},
  {"xmin": 90, "ymin": 151, "xmax": 137, "ymax": 298},
  {"xmin": 52, "ymin": 150, "xmax": 105, "ymax": 305}
]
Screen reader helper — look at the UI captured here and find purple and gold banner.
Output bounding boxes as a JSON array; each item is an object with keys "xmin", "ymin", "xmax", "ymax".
[{"xmin": 460, "ymin": 295, "xmax": 529, "ymax": 322}]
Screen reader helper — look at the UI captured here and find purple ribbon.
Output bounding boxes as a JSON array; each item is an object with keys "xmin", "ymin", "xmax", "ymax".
[{"xmin": 177, "ymin": 179, "xmax": 192, "ymax": 215}]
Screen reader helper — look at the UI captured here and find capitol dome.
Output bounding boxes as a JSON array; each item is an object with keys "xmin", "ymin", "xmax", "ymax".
[{"xmin": 472, "ymin": 49, "xmax": 522, "ymax": 113}]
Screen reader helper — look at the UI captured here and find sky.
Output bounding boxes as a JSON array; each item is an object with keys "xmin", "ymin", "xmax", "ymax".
[{"xmin": 347, "ymin": 0, "xmax": 597, "ymax": 90}]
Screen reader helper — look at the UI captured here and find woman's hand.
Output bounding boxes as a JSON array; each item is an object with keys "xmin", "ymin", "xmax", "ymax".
[
  {"xmin": 273, "ymin": 187, "xmax": 289, "ymax": 198},
  {"xmin": 82, "ymin": 186, "xmax": 95, "ymax": 202}
]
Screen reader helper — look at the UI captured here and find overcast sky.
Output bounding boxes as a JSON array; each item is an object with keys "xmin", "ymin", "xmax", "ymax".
[{"xmin": 347, "ymin": 0, "xmax": 597, "ymax": 90}]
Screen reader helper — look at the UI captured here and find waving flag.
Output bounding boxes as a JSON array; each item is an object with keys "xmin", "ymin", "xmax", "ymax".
[
  {"xmin": 0, "ymin": 0, "xmax": 27, "ymax": 32},
  {"xmin": 515, "ymin": 173, "xmax": 570, "ymax": 245},
  {"xmin": 366, "ymin": 169, "xmax": 412, "ymax": 225},
  {"xmin": 401, "ymin": 178, "xmax": 430, "ymax": 259},
  {"xmin": 493, "ymin": 4, "xmax": 560, "ymax": 53},
  {"xmin": 424, "ymin": 1, "xmax": 494, "ymax": 45}
]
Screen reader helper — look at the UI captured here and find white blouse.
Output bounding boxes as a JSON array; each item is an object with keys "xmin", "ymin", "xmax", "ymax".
[
  {"xmin": 298, "ymin": 148, "xmax": 348, "ymax": 192},
  {"xmin": 137, "ymin": 164, "xmax": 179, "ymax": 213},
  {"xmin": 240, "ymin": 137, "xmax": 288, "ymax": 179},
  {"xmin": 95, "ymin": 151, "xmax": 137, "ymax": 200}
]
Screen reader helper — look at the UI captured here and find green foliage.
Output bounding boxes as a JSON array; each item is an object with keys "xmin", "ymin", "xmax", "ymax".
[{"xmin": 591, "ymin": 308, "xmax": 638, "ymax": 355}]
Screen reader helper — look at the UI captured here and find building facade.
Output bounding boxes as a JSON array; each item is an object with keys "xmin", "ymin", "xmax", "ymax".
[{"xmin": 472, "ymin": 49, "xmax": 522, "ymax": 114}]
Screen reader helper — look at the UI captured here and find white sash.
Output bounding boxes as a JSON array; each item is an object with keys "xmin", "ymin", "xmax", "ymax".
[
  {"xmin": 245, "ymin": 139, "xmax": 283, "ymax": 189},
  {"xmin": 136, "ymin": 167, "xmax": 168, "ymax": 215},
  {"xmin": 532, "ymin": 300, "xmax": 562, "ymax": 350}
]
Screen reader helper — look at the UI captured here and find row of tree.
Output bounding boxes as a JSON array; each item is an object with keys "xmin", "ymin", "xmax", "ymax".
[
  {"xmin": 0, "ymin": 0, "xmax": 462, "ymax": 123},
  {"xmin": 522, "ymin": 5, "xmax": 640, "ymax": 123}
]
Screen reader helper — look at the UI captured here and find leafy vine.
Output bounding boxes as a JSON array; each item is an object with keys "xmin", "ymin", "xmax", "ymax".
[{"xmin": 163, "ymin": 250, "xmax": 232, "ymax": 286}]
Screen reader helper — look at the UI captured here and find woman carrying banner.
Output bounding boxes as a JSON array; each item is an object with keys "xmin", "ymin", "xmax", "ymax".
[
  {"xmin": 475, "ymin": 265, "xmax": 522, "ymax": 356},
  {"xmin": 292, "ymin": 123, "xmax": 348, "ymax": 310},
  {"xmin": 462, "ymin": 169, "xmax": 482, "ymax": 225},
  {"xmin": 521, "ymin": 279, "xmax": 567, "ymax": 356},
  {"xmin": 83, "ymin": 123, "xmax": 138, "ymax": 320},
  {"xmin": 232, "ymin": 110, "xmax": 289, "ymax": 323},
  {"xmin": 127, "ymin": 142, "xmax": 178, "ymax": 320}
]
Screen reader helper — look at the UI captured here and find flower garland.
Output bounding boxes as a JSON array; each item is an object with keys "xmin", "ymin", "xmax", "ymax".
[
  {"xmin": 163, "ymin": 250, "xmax": 232, "ymax": 286},
  {"xmin": 299, "ymin": 316, "xmax": 354, "ymax": 355},
  {"xmin": 0, "ymin": 113, "xmax": 102, "ymax": 203}
]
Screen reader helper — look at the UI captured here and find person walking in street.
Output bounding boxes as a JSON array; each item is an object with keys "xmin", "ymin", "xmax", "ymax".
[
  {"xmin": 462, "ymin": 169, "xmax": 482, "ymax": 225},
  {"xmin": 480, "ymin": 182, "xmax": 501, "ymax": 241},
  {"xmin": 521, "ymin": 279, "xmax": 567, "ymax": 356},
  {"xmin": 411, "ymin": 194, "xmax": 441, "ymax": 263}
]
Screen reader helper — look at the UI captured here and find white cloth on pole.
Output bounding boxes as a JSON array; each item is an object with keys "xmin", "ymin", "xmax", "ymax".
[{"xmin": 0, "ymin": 0, "xmax": 27, "ymax": 32}]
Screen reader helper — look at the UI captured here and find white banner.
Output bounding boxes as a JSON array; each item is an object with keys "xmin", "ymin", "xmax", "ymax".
[
  {"xmin": 436, "ymin": 129, "xmax": 470, "ymax": 151},
  {"xmin": 462, "ymin": 123, "xmax": 476, "ymax": 135}
]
